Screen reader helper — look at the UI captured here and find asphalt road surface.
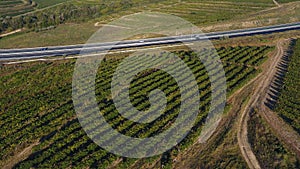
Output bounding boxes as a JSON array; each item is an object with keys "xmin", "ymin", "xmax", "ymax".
[{"xmin": 1, "ymin": 22, "xmax": 300, "ymax": 61}]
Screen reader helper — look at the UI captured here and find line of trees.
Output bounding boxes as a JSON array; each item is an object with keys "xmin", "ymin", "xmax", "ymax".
[{"xmin": 0, "ymin": 4, "xmax": 100, "ymax": 33}]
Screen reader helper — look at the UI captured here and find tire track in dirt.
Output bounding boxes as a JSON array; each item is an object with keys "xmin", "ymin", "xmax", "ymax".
[
  {"xmin": 258, "ymin": 39, "xmax": 300, "ymax": 158},
  {"xmin": 0, "ymin": 29, "xmax": 22, "ymax": 38},
  {"xmin": 2, "ymin": 141, "xmax": 40, "ymax": 169}
]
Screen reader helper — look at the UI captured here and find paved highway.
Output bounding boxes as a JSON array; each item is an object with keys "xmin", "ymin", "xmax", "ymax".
[{"xmin": 1, "ymin": 22, "xmax": 300, "ymax": 61}]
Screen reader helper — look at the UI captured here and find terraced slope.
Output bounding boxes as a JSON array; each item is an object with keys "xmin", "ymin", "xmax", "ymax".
[
  {"xmin": 148, "ymin": 0, "xmax": 275, "ymax": 25},
  {"xmin": 0, "ymin": 0, "xmax": 34, "ymax": 17}
]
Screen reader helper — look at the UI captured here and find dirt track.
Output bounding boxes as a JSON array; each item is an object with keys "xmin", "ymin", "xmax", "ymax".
[
  {"xmin": 237, "ymin": 39, "xmax": 289, "ymax": 169},
  {"xmin": 258, "ymin": 41, "xmax": 300, "ymax": 158},
  {"xmin": 2, "ymin": 141, "xmax": 39, "ymax": 169},
  {"xmin": 273, "ymin": 0, "xmax": 281, "ymax": 7},
  {"xmin": 0, "ymin": 29, "xmax": 22, "ymax": 38},
  {"xmin": 164, "ymin": 39, "xmax": 298, "ymax": 169}
]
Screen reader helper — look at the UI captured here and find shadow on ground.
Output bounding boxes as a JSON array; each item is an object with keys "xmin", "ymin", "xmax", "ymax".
[{"xmin": 264, "ymin": 39, "xmax": 296, "ymax": 110}]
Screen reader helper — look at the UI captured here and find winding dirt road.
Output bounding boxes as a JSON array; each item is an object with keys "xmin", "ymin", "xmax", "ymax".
[
  {"xmin": 237, "ymin": 39, "xmax": 289, "ymax": 169},
  {"xmin": 0, "ymin": 29, "xmax": 22, "ymax": 38}
]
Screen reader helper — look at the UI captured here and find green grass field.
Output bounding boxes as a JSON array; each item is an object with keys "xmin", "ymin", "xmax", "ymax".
[{"xmin": 0, "ymin": 45, "xmax": 273, "ymax": 168}]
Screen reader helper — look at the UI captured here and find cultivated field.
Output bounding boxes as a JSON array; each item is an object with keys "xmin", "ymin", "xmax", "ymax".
[
  {"xmin": 0, "ymin": 46, "xmax": 273, "ymax": 168},
  {"xmin": 0, "ymin": 0, "xmax": 70, "ymax": 17},
  {"xmin": 147, "ymin": 0, "xmax": 275, "ymax": 25},
  {"xmin": 248, "ymin": 110, "xmax": 299, "ymax": 168},
  {"xmin": 0, "ymin": 0, "xmax": 34, "ymax": 17}
]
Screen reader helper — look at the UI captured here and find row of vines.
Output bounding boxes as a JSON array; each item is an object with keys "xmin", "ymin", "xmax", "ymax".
[{"xmin": 0, "ymin": 45, "xmax": 273, "ymax": 168}]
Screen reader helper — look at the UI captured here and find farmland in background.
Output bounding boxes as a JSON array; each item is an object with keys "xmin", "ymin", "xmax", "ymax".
[
  {"xmin": 147, "ymin": 0, "xmax": 274, "ymax": 25},
  {"xmin": 0, "ymin": 0, "xmax": 277, "ymax": 36},
  {"xmin": 0, "ymin": 0, "xmax": 34, "ymax": 17}
]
